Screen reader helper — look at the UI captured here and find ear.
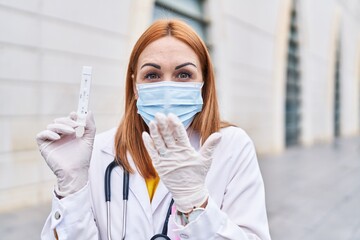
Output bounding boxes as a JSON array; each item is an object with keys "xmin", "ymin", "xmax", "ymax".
[
  {"xmin": 134, "ymin": 88, "xmax": 138, "ymax": 99},
  {"xmin": 132, "ymin": 74, "xmax": 138, "ymax": 99}
]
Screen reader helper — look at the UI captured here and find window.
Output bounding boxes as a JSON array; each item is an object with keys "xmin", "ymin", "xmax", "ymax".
[
  {"xmin": 285, "ymin": 0, "xmax": 301, "ymax": 147},
  {"xmin": 334, "ymin": 39, "xmax": 341, "ymax": 137},
  {"xmin": 153, "ymin": 0, "xmax": 208, "ymax": 41}
]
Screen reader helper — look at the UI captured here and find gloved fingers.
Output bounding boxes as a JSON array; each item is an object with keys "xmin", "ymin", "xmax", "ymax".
[
  {"xmin": 36, "ymin": 129, "xmax": 61, "ymax": 146},
  {"xmin": 149, "ymin": 121, "xmax": 167, "ymax": 156},
  {"xmin": 54, "ymin": 115, "xmax": 80, "ymax": 128},
  {"xmin": 200, "ymin": 132, "xmax": 222, "ymax": 159},
  {"xmin": 168, "ymin": 113, "xmax": 191, "ymax": 147},
  {"xmin": 47, "ymin": 123, "xmax": 76, "ymax": 136},
  {"xmin": 69, "ymin": 111, "xmax": 77, "ymax": 121},
  {"xmin": 142, "ymin": 132, "xmax": 159, "ymax": 163},
  {"xmin": 82, "ymin": 111, "xmax": 96, "ymax": 141},
  {"xmin": 155, "ymin": 113, "xmax": 176, "ymax": 147}
]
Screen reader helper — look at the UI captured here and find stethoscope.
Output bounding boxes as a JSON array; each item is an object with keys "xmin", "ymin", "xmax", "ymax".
[{"xmin": 105, "ymin": 159, "xmax": 174, "ymax": 240}]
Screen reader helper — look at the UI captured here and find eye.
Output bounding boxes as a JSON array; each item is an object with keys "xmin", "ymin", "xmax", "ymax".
[
  {"xmin": 144, "ymin": 73, "xmax": 160, "ymax": 80},
  {"xmin": 176, "ymin": 72, "xmax": 192, "ymax": 79}
]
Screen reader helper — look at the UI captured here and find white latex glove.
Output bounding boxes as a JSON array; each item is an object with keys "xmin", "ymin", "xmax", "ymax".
[
  {"xmin": 142, "ymin": 113, "xmax": 222, "ymax": 213},
  {"xmin": 36, "ymin": 112, "xmax": 96, "ymax": 197}
]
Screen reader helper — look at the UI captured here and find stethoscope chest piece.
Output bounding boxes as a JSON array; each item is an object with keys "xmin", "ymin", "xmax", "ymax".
[{"xmin": 150, "ymin": 234, "xmax": 171, "ymax": 240}]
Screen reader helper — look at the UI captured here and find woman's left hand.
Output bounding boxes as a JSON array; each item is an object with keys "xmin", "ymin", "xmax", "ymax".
[{"xmin": 142, "ymin": 113, "xmax": 222, "ymax": 213}]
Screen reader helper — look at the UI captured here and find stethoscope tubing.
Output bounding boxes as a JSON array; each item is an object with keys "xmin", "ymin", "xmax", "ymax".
[
  {"xmin": 105, "ymin": 160, "xmax": 129, "ymax": 240},
  {"xmin": 122, "ymin": 170, "xmax": 129, "ymax": 240},
  {"xmin": 105, "ymin": 159, "xmax": 173, "ymax": 240}
]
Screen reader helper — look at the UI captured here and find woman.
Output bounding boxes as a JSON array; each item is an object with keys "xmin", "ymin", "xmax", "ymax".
[{"xmin": 36, "ymin": 19, "xmax": 271, "ymax": 240}]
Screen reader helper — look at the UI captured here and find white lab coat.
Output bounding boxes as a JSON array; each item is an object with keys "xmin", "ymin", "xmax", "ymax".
[{"xmin": 41, "ymin": 126, "xmax": 271, "ymax": 240}]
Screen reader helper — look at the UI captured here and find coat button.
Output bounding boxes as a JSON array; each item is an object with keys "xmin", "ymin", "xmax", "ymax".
[
  {"xmin": 179, "ymin": 233, "xmax": 189, "ymax": 239},
  {"xmin": 54, "ymin": 211, "xmax": 61, "ymax": 220}
]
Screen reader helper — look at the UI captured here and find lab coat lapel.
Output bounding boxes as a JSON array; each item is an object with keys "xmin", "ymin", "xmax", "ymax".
[
  {"xmin": 125, "ymin": 155, "xmax": 170, "ymax": 214},
  {"xmin": 112, "ymin": 152, "xmax": 170, "ymax": 216},
  {"xmin": 116, "ymin": 153, "xmax": 153, "ymax": 224},
  {"xmin": 126, "ymin": 159, "xmax": 152, "ymax": 222},
  {"xmin": 150, "ymin": 180, "xmax": 170, "ymax": 213}
]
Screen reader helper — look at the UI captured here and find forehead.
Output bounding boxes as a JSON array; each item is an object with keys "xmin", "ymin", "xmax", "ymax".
[{"xmin": 137, "ymin": 36, "xmax": 200, "ymax": 67}]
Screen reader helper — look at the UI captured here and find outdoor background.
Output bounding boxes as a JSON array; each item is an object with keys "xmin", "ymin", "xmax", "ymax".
[{"xmin": 0, "ymin": 0, "xmax": 360, "ymax": 239}]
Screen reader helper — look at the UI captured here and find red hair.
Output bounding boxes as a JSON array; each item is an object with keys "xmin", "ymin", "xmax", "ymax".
[{"xmin": 114, "ymin": 19, "xmax": 222, "ymax": 178}]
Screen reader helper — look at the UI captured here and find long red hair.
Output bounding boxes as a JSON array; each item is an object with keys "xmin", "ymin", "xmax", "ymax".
[{"xmin": 114, "ymin": 19, "xmax": 222, "ymax": 178}]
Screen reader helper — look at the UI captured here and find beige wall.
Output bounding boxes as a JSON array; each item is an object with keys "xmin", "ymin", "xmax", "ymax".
[
  {"xmin": 0, "ymin": 0, "xmax": 135, "ymax": 212},
  {"xmin": 208, "ymin": 0, "xmax": 282, "ymax": 153},
  {"xmin": 209, "ymin": 0, "xmax": 360, "ymax": 152},
  {"xmin": 0, "ymin": 0, "xmax": 359, "ymax": 211}
]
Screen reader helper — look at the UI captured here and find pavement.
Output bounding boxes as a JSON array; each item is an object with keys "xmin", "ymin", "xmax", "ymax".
[
  {"xmin": 0, "ymin": 202, "xmax": 51, "ymax": 240},
  {"xmin": 260, "ymin": 136, "xmax": 360, "ymax": 240},
  {"xmin": 0, "ymin": 136, "xmax": 359, "ymax": 240}
]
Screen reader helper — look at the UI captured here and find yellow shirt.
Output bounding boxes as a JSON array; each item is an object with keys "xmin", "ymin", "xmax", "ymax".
[{"xmin": 145, "ymin": 175, "xmax": 160, "ymax": 202}]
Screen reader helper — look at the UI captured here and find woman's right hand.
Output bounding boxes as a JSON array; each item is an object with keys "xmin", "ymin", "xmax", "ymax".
[{"xmin": 36, "ymin": 112, "xmax": 96, "ymax": 198}]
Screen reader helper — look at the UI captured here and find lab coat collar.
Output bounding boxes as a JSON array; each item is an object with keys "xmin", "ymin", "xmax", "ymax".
[{"xmin": 100, "ymin": 129, "xmax": 116, "ymax": 157}]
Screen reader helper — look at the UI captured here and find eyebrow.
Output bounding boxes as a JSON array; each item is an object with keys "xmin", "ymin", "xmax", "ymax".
[
  {"xmin": 140, "ymin": 62, "xmax": 197, "ymax": 70},
  {"xmin": 175, "ymin": 62, "xmax": 197, "ymax": 70},
  {"xmin": 141, "ymin": 63, "xmax": 161, "ymax": 69}
]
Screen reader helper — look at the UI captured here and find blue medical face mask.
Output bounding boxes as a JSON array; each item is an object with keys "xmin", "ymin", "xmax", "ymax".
[{"xmin": 136, "ymin": 81, "xmax": 204, "ymax": 128}]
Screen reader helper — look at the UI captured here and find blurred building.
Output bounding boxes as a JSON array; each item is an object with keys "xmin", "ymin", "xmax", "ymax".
[{"xmin": 0, "ymin": 0, "xmax": 359, "ymax": 211}]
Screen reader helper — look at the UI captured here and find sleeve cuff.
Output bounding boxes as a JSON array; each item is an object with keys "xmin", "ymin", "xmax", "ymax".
[
  {"xmin": 50, "ymin": 182, "xmax": 91, "ymax": 229},
  {"xmin": 172, "ymin": 196, "xmax": 224, "ymax": 239},
  {"xmin": 172, "ymin": 196, "xmax": 249, "ymax": 239}
]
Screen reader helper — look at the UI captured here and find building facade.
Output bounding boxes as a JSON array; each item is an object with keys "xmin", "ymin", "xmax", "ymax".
[{"xmin": 0, "ymin": 0, "xmax": 359, "ymax": 211}]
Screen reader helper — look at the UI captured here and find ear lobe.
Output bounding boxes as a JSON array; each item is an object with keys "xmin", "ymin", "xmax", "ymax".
[
  {"xmin": 131, "ymin": 74, "xmax": 138, "ymax": 99},
  {"xmin": 133, "ymin": 86, "xmax": 138, "ymax": 100}
]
